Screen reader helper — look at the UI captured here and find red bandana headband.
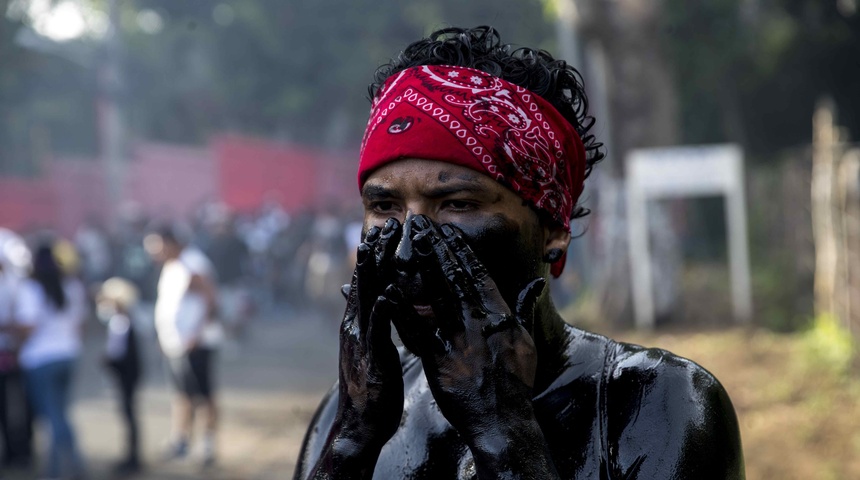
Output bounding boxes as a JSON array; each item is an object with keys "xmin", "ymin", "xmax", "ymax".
[{"xmin": 358, "ymin": 65, "xmax": 586, "ymax": 277}]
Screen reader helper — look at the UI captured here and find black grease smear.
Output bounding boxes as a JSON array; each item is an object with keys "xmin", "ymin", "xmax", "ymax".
[
  {"xmin": 447, "ymin": 212, "xmax": 543, "ymax": 310},
  {"xmin": 296, "ymin": 327, "xmax": 745, "ymax": 479}
]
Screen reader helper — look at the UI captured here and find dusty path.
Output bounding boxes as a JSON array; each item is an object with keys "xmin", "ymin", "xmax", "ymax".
[{"xmin": 4, "ymin": 309, "xmax": 340, "ymax": 480}]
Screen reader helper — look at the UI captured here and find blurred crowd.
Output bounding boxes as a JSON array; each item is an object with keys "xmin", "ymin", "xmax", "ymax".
[
  {"xmin": 9, "ymin": 200, "xmax": 363, "ymax": 319},
  {"xmin": 0, "ymin": 200, "xmax": 362, "ymax": 478}
]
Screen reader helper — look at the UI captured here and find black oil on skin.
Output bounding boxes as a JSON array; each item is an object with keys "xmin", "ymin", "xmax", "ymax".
[
  {"xmin": 447, "ymin": 215, "xmax": 545, "ymax": 317},
  {"xmin": 455, "ymin": 214, "xmax": 542, "ymax": 301},
  {"xmin": 296, "ymin": 216, "xmax": 746, "ymax": 479},
  {"xmin": 393, "ymin": 211, "xmax": 545, "ymax": 314},
  {"xmin": 296, "ymin": 323, "xmax": 747, "ymax": 479}
]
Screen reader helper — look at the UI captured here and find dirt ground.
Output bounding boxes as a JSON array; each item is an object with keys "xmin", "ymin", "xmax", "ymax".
[
  {"xmin": 614, "ymin": 326, "xmax": 860, "ymax": 480},
  {"xmin": 3, "ymin": 312, "xmax": 858, "ymax": 479}
]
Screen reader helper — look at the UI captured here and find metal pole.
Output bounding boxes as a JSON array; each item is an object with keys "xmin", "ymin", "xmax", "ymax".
[
  {"xmin": 626, "ymin": 155, "xmax": 656, "ymax": 330},
  {"xmin": 726, "ymin": 150, "xmax": 752, "ymax": 322},
  {"xmin": 555, "ymin": 0, "xmax": 583, "ymax": 69},
  {"xmin": 102, "ymin": 0, "xmax": 126, "ymax": 223}
]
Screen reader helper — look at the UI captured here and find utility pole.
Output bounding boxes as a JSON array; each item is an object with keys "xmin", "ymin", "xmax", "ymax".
[
  {"xmin": 555, "ymin": 0, "xmax": 582, "ymax": 70},
  {"xmin": 812, "ymin": 97, "xmax": 838, "ymax": 320}
]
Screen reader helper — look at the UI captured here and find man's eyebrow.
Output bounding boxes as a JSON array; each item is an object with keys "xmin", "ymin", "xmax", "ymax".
[
  {"xmin": 424, "ymin": 183, "xmax": 491, "ymax": 199},
  {"xmin": 361, "ymin": 184, "xmax": 399, "ymax": 200}
]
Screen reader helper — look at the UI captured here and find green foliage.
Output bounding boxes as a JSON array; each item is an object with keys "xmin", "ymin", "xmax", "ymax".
[
  {"xmin": 751, "ymin": 260, "xmax": 812, "ymax": 332},
  {"xmin": 0, "ymin": 0, "xmax": 99, "ymax": 174},
  {"xmin": 800, "ymin": 313, "xmax": 855, "ymax": 376},
  {"xmin": 660, "ymin": 0, "xmax": 860, "ymax": 158},
  {"xmin": 0, "ymin": 0, "xmax": 554, "ymax": 161},
  {"xmin": 120, "ymin": 0, "xmax": 554, "ymax": 147}
]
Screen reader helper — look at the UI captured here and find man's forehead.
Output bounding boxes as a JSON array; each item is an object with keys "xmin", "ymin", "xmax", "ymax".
[{"xmin": 361, "ymin": 158, "xmax": 495, "ymax": 195}]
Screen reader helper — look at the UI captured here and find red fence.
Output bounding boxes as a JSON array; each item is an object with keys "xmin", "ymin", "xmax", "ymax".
[{"xmin": 0, "ymin": 135, "xmax": 355, "ymax": 236}]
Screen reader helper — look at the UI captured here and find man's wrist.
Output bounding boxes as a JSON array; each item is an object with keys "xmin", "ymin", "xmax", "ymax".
[
  {"xmin": 465, "ymin": 418, "xmax": 559, "ymax": 479},
  {"xmin": 323, "ymin": 433, "xmax": 385, "ymax": 477},
  {"xmin": 332, "ymin": 419, "xmax": 391, "ymax": 454}
]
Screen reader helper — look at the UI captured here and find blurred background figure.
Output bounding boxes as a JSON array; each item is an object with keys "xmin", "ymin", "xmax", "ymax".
[
  {"xmin": 96, "ymin": 277, "xmax": 143, "ymax": 475},
  {"xmin": 0, "ymin": 255, "xmax": 33, "ymax": 470},
  {"xmin": 74, "ymin": 219, "xmax": 113, "ymax": 288},
  {"xmin": 203, "ymin": 208, "xmax": 253, "ymax": 342},
  {"xmin": 14, "ymin": 244, "xmax": 86, "ymax": 480},
  {"xmin": 144, "ymin": 226, "xmax": 220, "ymax": 469},
  {"xmin": 302, "ymin": 205, "xmax": 349, "ymax": 321}
]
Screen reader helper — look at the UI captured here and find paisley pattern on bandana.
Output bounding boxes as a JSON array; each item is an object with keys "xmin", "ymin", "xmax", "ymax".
[{"xmin": 358, "ymin": 65, "xmax": 587, "ymax": 276}]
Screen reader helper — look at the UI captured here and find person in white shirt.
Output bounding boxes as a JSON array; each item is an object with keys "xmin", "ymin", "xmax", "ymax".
[
  {"xmin": 144, "ymin": 226, "xmax": 220, "ymax": 467},
  {"xmin": 14, "ymin": 244, "xmax": 86, "ymax": 480}
]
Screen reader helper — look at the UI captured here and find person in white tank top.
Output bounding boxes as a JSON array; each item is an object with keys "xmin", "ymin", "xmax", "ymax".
[{"xmin": 145, "ymin": 226, "xmax": 220, "ymax": 467}]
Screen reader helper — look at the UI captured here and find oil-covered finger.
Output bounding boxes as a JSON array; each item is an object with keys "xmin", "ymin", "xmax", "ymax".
[
  {"xmin": 514, "ymin": 278, "xmax": 546, "ymax": 331},
  {"xmin": 382, "ymin": 285, "xmax": 430, "ymax": 357},
  {"xmin": 439, "ymin": 224, "xmax": 491, "ymax": 285},
  {"xmin": 408, "ymin": 221, "xmax": 467, "ymax": 332},
  {"xmin": 355, "ymin": 240, "xmax": 381, "ymax": 329},
  {"xmin": 340, "ymin": 271, "xmax": 361, "ymax": 342},
  {"xmin": 375, "ymin": 218, "xmax": 402, "ymax": 279},
  {"xmin": 365, "ymin": 294, "xmax": 396, "ymax": 350},
  {"xmin": 417, "ymin": 222, "xmax": 476, "ymax": 304},
  {"xmin": 342, "ymin": 263, "xmax": 362, "ymax": 320},
  {"xmin": 393, "ymin": 213, "xmax": 424, "ymax": 272},
  {"xmin": 363, "ymin": 225, "xmax": 382, "ymax": 243}
]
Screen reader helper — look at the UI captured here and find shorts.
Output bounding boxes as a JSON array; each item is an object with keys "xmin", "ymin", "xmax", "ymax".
[{"xmin": 166, "ymin": 348, "xmax": 215, "ymax": 399}]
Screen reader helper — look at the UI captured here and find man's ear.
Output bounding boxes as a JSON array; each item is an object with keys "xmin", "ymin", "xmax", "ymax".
[{"xmin": 543, "ymin": 225, "xmax": 571, "ymax": 259}]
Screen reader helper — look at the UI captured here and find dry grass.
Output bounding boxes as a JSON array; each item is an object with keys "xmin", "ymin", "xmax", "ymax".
[{"xmin": 610, "ymin": 326, "xmax": 860, "ymax": 480}]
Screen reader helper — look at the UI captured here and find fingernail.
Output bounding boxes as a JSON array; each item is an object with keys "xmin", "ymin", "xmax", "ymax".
[
  {"xmin": 365, "ymin": 226, "xmax": 381, "ymax": 242},
  {"xmin": 383, "ymin": 217, "xmax": 398, "ymax": 234},
  {"xmin": 412, "ymin": 214, "xmax": 430, "ymax": 231},
  {"xmin": 356, "ymin": 243, "xmax": 372, "ymax": 264},
  {"xmin": 440, "ymin": 224, "xmax": 455, "ymax": 237},
  {"xmin": 395, "ymin": 221, "xmax": 414, "ymax": 267}
]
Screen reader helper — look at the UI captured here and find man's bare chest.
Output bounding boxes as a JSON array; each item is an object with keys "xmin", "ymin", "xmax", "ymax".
[{"xmin": 370, "ymin": 359, "xmax": 605, "ymax": 479}]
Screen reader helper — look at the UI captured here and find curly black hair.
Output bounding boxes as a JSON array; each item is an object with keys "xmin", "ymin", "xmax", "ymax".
[{"xmin": 369, "ymin": 26, "xmax": 604, "ymax": 220}]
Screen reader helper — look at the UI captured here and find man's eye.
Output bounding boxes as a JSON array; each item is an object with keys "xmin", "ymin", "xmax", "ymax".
[
  {"xmin": 443, "ymin": 200, "xmax": 476, "ymax": 211},
  {"xmin": 371, "ymin": 201, "xmax": 396, "ymax": 213}
]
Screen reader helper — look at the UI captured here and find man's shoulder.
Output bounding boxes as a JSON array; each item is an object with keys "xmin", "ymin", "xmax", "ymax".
[
  {"xmin": 579, "ymin": 329, "xmax": 744, "ymax": 479},
  {"xmin": 180, "ymin": 247, "xmax": 214, "ymax": 276},
  {"xmin": 601, "ymin": 334, "xmax": 728, "ymax": 407},
  {"xmin": 556, "ymin": 324, "xmax": 726, "ymax": 396}
]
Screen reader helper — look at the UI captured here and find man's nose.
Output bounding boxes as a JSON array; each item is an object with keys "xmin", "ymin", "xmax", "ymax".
[{"xmin": 404, "ymin": 202, "xmax": 436, "ymax": 221}]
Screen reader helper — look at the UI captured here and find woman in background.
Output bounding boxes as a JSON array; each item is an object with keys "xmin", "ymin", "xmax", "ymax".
[{"xmin": 15, "ymin": 243, "xmax": 86, "ymax": 480}]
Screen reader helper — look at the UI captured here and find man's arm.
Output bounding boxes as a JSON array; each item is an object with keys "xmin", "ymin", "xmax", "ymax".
[
  {"xmin": 185, "ymin": 273, "xmax": 219, "ymax": 351},
  {"xmin": 293, "ymin": 386, "xmax": 339, "ymax": 480},
  {"xmin": 606, "ymin": 346, "xmax": 745, "ymax": 480},
  {"xmin": 189, "ymin": 273, "xmax": 218, "ymax": 320},
  {"xmin": 304, "ymin": 219, "xmax": 405, "ymax": 480}
]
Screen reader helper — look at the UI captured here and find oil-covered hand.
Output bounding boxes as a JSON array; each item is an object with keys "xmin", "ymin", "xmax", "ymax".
[
  {"xmin": 391, "ymin": 215, "xmax": 559, "ymax": 478},
  {"xmin": 310, "ymin": 219, "xmax": 404, "ymax": 479}
]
